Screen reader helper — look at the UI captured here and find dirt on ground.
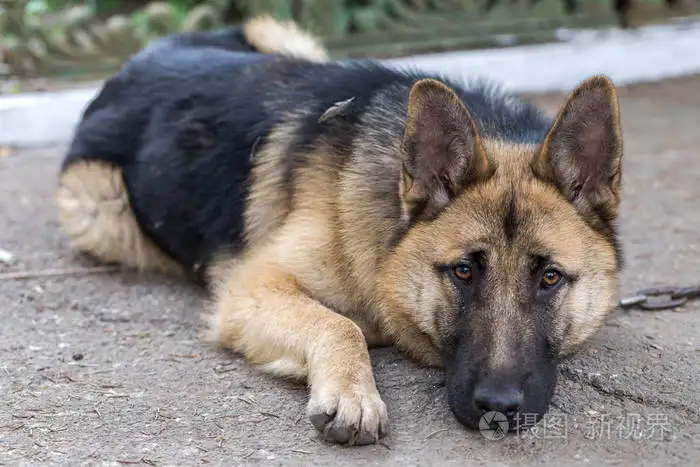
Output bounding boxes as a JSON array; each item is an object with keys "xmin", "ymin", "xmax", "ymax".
[{"xmin": 0, "ymin": 76, "xmax": 699, "ymax": 466}]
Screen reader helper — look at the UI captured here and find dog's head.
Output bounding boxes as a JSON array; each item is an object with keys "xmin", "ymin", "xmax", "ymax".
[{"xmin": 380, "ymin": 76, "xmax": 623, "ymax": 431}]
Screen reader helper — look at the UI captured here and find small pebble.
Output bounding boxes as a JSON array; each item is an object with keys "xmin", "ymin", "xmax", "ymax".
[{"xmin": 0, "ymin": 247, "xmax": 15, "ymax": 264}]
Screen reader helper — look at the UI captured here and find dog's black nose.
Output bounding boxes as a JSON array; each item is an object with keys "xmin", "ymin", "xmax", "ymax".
[{"xmin": 473, "ymin": 384, "xmax": 524, "ymax": 418}]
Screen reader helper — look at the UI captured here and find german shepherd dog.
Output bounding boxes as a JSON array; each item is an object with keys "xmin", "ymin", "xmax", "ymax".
[{"xmin": 56, "ymin": 16, "xmax": 624, "ymax": 446}]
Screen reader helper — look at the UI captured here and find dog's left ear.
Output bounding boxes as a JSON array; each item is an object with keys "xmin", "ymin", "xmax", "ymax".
[
  {"xmin": 400, "ymin": 79, "xmax": 495, "ymax": 223},
  {"xmin": 533, "ymin": 75, "xmax": 623, "ymax": 221}
]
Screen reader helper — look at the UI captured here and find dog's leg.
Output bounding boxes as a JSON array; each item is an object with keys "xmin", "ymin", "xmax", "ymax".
[
  {"xmin": 206, "ymin": 257, "xmax": 388, "ymax": 446},
  {"xmin": 55, "ymin": 160, "xmax": 183, "ymax": 275}
]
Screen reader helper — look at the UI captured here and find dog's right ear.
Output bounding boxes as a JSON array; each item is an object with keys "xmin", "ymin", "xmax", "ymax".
[{"xmin": 400, "ymin": 79, "xmax": 495, "ymax": 223}]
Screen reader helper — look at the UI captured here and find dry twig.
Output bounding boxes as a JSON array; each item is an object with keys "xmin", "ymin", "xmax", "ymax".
[{"xmin": 0, "ymin": 265, "xmax": 123, "ymax": 281}]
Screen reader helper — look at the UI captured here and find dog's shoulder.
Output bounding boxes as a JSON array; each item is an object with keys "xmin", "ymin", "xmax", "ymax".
[{"xmin": 266, "ymin": 61, "xmax": 553, "ymax": 156}]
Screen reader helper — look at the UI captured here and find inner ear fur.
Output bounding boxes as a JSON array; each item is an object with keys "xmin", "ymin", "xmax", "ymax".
[
  {"xmin": 532, "ymin": 75, "xmax": 624, "ymax": 223},
  {"xmin": 400, "ymin": 78, "xmax": 495, "ymax": 223}
]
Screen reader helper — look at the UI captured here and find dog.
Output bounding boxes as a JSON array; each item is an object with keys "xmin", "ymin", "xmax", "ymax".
[{"xmin": 55, "ymin": 15, "xmax": 624, "ymax": 446}]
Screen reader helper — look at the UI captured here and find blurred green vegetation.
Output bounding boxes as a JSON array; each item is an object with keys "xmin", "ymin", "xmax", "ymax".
[
  {"xmin": 3, "ymin": 0, "xmax": 699, "ymax": 79},
  {"xmin": 21, "ymin": 0, "xmax": 193, "ymax": 23},
  {"xmin": 25, "ymin": 0, "xmax": 190, "ymax": 16}
]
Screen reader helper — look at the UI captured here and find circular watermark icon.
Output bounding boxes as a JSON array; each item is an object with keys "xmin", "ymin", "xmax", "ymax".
[{"xmin": 479, "ymin": 411, "xmax": 510, "ymax": 441}]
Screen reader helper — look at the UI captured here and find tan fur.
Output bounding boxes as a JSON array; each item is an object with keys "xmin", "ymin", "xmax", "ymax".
[
  {"xmin": 242, "ymin": 15, "xmax": 329, "ymax": 62},
  {"xmin": 204, "ymin": 129, "xmax": 618, "ymax": 445},
  {"xmin": 379, "ymin": 139, "xmax": 619, "ymax": 365},
  {"xmin": 55, "ymin": 160, "xmax": 183, "ymax": 276},
  {"xmin": 203, "ymin": 77, "xmax": 621, "ymax": 443},
  {"xmin": 208, "ymin": 207, "xmax": 388, "ymax": 444},
  {"xmin": 243, "ymin": 116, "xmax": 302, "ymax": 250}
]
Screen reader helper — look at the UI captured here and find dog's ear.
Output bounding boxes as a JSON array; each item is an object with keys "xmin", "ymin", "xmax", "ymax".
[
  {"xmin": 533, "ymin": 75, "xmax": 623, "ymax": 222},
  {"xmin": 400, "ymin": 79, "xmax": 495, "ymax": 223}
]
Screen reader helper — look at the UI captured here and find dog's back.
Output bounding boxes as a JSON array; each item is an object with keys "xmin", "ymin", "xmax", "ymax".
[
  {"xmin": 59, "ymin": 14, "xmax": 556, "ymax": 283},
  {"xmin": 55, "ymin": 16, "xmax": 329, "ymax": 280},
  {"xmin": 64, "ymin": 14, "xmax": 326, "ymax": 168}
]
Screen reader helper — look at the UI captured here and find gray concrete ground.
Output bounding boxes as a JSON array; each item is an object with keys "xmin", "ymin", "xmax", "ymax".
[{"xmin": 1, "ymin": 76, "xmax": 699, "ymax": 467}]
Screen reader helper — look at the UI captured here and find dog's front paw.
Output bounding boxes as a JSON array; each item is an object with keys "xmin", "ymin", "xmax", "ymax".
[{"xmin": 307, "ymin": 379, "xmax": 388, "ymax": 446}]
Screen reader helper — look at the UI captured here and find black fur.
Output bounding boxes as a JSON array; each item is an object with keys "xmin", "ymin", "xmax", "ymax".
[
  {"xmin": 62, "ymin": 31, "xmax": 554, "ymax": 281},
  {"xmin": 503, "ymin": 193, "xmax": 519, "ymax": 242}
]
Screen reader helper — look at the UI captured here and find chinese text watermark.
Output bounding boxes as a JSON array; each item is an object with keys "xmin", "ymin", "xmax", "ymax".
[{"xmin": 478, "ymin": 411, "xmax": 674, "ymax": 442}]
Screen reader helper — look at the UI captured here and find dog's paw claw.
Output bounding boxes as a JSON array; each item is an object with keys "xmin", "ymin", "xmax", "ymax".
[
  {"xmin": 307, "ymin": 383, "xmax": 388, "ymax": 446},
  {"xmin": 326, "ymin": 424, "xmax": 352, "ymax": 444},
  {"xmin": 309, "ymin": 411, "xmax": 335, "ymax": 432}
]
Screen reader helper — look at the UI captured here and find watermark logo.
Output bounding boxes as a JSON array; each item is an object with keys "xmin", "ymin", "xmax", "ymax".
[
  {"xmin": 478, "ymin": 411, "xmax": 510, "ymax": 441},
  {"xmin": 477, "ymin": 410, "xmax": 672, "ymax": 442}
]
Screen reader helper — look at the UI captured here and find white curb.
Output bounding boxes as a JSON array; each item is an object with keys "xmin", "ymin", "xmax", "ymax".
[{"xmin": 2, "ymin": 22, "xmax": 700, "ymax": 147}]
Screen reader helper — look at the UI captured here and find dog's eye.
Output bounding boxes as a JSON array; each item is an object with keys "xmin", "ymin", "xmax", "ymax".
[
  {"xmin": 454, "ymin": 264, "xmax": 473, "ymax": 282},
  {"xmin": 541, "ymin": 269, "xmax": 563, "ymax": 288}
]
